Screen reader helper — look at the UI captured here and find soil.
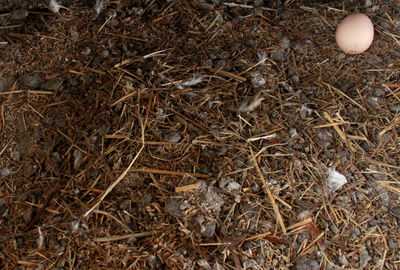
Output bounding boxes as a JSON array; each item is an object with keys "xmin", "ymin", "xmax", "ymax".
[{"xmin": 0, "ymin": 0, "xmax": 399, "ymax": 269}]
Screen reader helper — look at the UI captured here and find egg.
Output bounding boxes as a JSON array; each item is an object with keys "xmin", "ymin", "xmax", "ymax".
[{"xmin": 335, "ymin": 13, "xmax": 374, "ymax": 54}]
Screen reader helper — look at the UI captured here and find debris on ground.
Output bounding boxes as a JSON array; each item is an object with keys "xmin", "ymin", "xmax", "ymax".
[{"xmin": 0, "ymin": 0, "xmax": 399, "ymax": 269}]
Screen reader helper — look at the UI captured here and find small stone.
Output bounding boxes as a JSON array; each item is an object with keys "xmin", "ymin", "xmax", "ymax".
[
  {"xmin": 100, "ymin": 49, "xmax": 110, "ymax": 58},
  {"xmin": 291, "ymin": 75, "xmax": 300, "ymax": 83},
  {"xmin": 142, "ymin": 193, "xmax": 152, "ymax": 205},
  {"xmin": 70, "ymin": 221, "xmax": 80, "ymax": 231},
  {"xmin": 0, "ymin": 198, "xmax": 5, "ymax": 207},
  {"xmin": 10, "ymin": 150, "xmax": 21, "ymax": 161},
  {"xmin": 252, "ymin": 183, "xmax": 260, "ymax": 193},
  {"xmin": 147, "ymin": 254, "xmax": 162, "ymax": 269},
  {"xmin": 257, "ymin": 52, "xmax": 267, "ymax": 63},
  {"xmin": 56, "ymin": 257, "xmax": 66, "ymax": 268},
  {"xmin": 124, "ymin": 214, "xmax": 131, "ymax": 224},
  {"xmin": 88, "ymin": 135, "xmax": 98, "ymax": 151},
  {"xmin": 300, "ymin": 105, "xmax": 313, "ymax": 119},
  {"xmin": 373, "ymin": 87, "xmax": 385, "ymax": 97},
  {"xmin": 295, "ymin": 256, "xmax": 319, "ymax": 270},
  {"xmin": 42, "ymin": 116, "xmax": 55, "ymax": 126},
  {"xmin": 202, "ymin": 187, "xmax": 224, "ymax": 214},
  {"xmin": 0, "ymin": 76, "xmax": 12, "ymax": 92},
  {"xmin": 317, "ymin": 130, "xmax": 332, "ymax": 141},
  {"xmin": 354, "ymin": 226, "xmax": 360, "ymax": 236},
  {"xmin": 199, "ymin": 220, "xmax": 216, "ymax": 238},
  {"xmin": 363, "ymin": 0, "xmax": 373, "ymax": 7},
  {"xmin": 80, "ymin": 73, "xmax": 94, "ymax": 85},
  {"xmin": 198, "ymin": 259, "xmax": 211, "ymax": 270},
  {"xmin": 108, "ymin": 19, "xmax": 119, "ymax": 27},
  {"xmin": 197, "ymin": 1, "xmax": 214, "ymax": 11},
  {"xmin": 43, "ymin": 77, "xmax": 64, "ymax": 91},
  {"xmin": 1, "ymin": 168, "xmax": 11, "ymax": 177},
  {"xmin": 365, "ymin": 97, "xmax": 380, "ymax": 109},
  {"xmin": 366, "ymin": 5, "xmax": 379, "ymax": 13},
  {"xmin": 366, "ymin": 55, "xmax": 381, "ymax": 65},
  {"xmin": 164, "ymin": 132, "xmax": 181, "ymax": 143},
  {"xmin": 21, "ymin": 73, "xmax": 44, "ymax": 89},
  {"xmin": 250, "ymin": 72, "xmax": 266, "ymax": 88},
  {"xmin": 120, "ymin": 199, "xmax": 130, "ymax": 210},
  {"xmin": 70, "ymin": 26, "xmax": 79, "ymax": 41},
  {"xmin": 281, "ymin": 37, "xmax": 291, "ymax": 50},
  {"xmin": 388, "ymin": 239, "xmax": 396, "ymax": 249},
  {"xmin": 317, "ymin": 139, "xmax": 330, "ymax": 148},
  {"xmin": 279, "ymin": 81, "xmax": 294, "ymax": 92},
  {"xmin": 73, "ymin": 149, "xmax": 84, "ymax": 169},
  {"xmin": 55, "ymin": 118, "xmax": 66, "ymax": 128},
  {"xmin": 214, "ymin": 261, "xmax": 224, "ymax": 270},
  {"xmin": 339, "ymin": 255, "xmax": 349, "ymax": 267},
  {"xmin": 360, "ymin": 249, "xmax": 372, "ymax": 268},
  {"xmin": 23, "ymin": 207, "xmax": 33, "ymax": 223},
  {"xmin": 165, "ymin": 198, "xmax": 184, "ymax": 219},
  {"xmin": 226, "ymin": 181, "xmax": 241, "ymax": 192},
  {"xmin": 271, "ymin": 51, "xmax": 287, "ymax": 62},
  {"xmin": 11, "ymin": 9, "xmax": 29, "ymax": 20},
  {"xmin": 389, "ymin": 104, "xmax": 400, "ymax": 113},
  {"xmin": 243, "ymin": 259, "xmax": 258, "ymax": 269},
  {"xmin": 24, "ymin": 164, "xmax": 37, "ymax": 178}
]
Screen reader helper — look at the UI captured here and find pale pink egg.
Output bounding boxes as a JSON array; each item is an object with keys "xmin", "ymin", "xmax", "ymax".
[{"xmin": 336, "ymin": 13, "xmax": 374, "ymax": 55}]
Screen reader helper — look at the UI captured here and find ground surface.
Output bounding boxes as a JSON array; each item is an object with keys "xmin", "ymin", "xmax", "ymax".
[{"xmin": 0, "ymin": 0, "xmax": 400, "ymax": 269}]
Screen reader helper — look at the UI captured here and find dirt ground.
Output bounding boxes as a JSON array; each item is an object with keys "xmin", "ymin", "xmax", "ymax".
[{"xmin": 0, "ymin": 0, "xmax": 399, "ymax": 269}]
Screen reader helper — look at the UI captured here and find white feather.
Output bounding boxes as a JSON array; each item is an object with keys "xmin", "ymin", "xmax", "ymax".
[
  {"xmin": 49, "ymin": 0, "xmax": 62, "ymax": 13},
  {"xmin": 37, "ymin": 226, "xmax": 44, "ymax": 249},
  {"xmin": 94, "ymin": 0, "xmax": 104, "ymax": 15},
  {"xmin": 178, "ymin": 74, "xmax": 204, "ymax": 89},
  {"xmin": 239, "ymin": 97, "xmax": 264, "ymax": 112}
]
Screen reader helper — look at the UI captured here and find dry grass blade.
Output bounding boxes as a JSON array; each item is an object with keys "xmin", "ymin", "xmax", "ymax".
[
  {"xmin": 250, "ymin": 148, "xmax": 286, "ymax": 234},
  {"xmin": 175, "ymin": 182, "xmax": 201, "ymax": 192},
  {"xmin": 92, "ymin": 209, "xmax": 133, "ymax": 233},
  {"xmin": 323, "ymin": 112, "xmax": 354, "ymax": 152},
  {"xmin": 286, "ymin": 217, "xmax": 313, "ymax": 234},
  {"xmin": 93, "ymin": 231, "xmax": 155, "ymax": 242},
  {"xmin": 322, "ymin": 82, "xmax": 366, "ymax": 111},
  {"xmin": 378, "ymin": 117, "xmax": 400, "ymax": 137},
  {"xmin": 83, "ymin": 145, "xmax": 145, "ymax": 217},
  {"xmin": 244, "ymin": 232, "xmax": 287, "ymax": 244},
  {"xmin": 378, "ymin": 181, "xmax": 400, "ymax": 195}
]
